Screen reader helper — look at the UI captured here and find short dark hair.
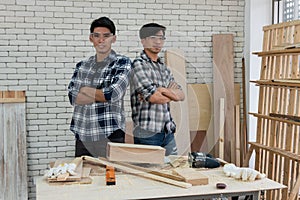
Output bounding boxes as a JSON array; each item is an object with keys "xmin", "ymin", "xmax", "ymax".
[
  {"xmin": 90, "ymin": 17, "xmax": 116, "ymax": 35},
  {"xmin": 139, "ymin": 23, "xmax": 166, "ymax": 39}
]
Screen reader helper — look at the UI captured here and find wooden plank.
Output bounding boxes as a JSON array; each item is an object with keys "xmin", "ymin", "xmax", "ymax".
[
  {"xmin": 1, "ymin": 97, "xmax": 27, "ymax": 200},
  {"xmin": 125, "ymin": 120, "xmax": 134, "ymax": 144},
  {"xmin": 107, "ymin": 142, "xmax": 165, "ymax": 164},
  {"xmin": 219, "ymin": 98, "xmax": 225, "ymax": 160},
  {"xmin": 165, "ymin": 48, "xmax": 191, "ymax": 155},
  {"xmin": 250, "ymin": 112, "xmax": 300, "ymax": 125},
  {"xmin": 241, "ymin": 57, "xmax": 248, "ymax": 165},
  {"xmin": 251, "ymin": 80, "xmax": 300, "ymax": 87},
  {"xmin": 82, "ymin": 156, "xmax": 192, "ymax": 188},
  {"xmin": 0, "ymin": 91, "xmax": 25, "ymax": 103},
  {"xmin": 172, "ymin": 168, "xmax": 208, "ymax": 186},
  {"xmin": 249, "ymin": 142, "xmax": 300, "ymax": 162},
  {"xmin": 0, "ymin": 103, "xmax": 3, "ymax": 199},
  {"xmin": 253, "ymin": 47, "xmax": 300, "ymax": 56},
  {"xmin": 235, "ymin": 105, "xmax": 241, "ymax": 167},
  {"xmin": 213, "ymin": 34, "xmax": 235, "ymax": 162},
  {"xmin": 112, "ymin": 161, "xmax": 185, "ymax": 182}
]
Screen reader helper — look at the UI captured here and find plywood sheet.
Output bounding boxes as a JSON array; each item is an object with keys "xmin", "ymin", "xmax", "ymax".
[
  {"xmin": 188, "ymin": 84, "xmax": 212, "ymax": 131},
  {"xmin": 212, "ymin": 34, "xmax": 235, "ymax": 162},
  {"xmin": 188, "ymin": 84, "xmax": 240, "ymax": 154},
  {"xmin": 165, "ymin": 48, "xmax": 191, "ymax": 156}
]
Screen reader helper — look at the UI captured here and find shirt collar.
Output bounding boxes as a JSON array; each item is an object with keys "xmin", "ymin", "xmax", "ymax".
[
  {"xmin": 94, "ymin": 50, "xmax": 117, "ymax": 66},
  {"xmin": 140, "ymin": 50, "xmax": 163, "ymax": 64}
]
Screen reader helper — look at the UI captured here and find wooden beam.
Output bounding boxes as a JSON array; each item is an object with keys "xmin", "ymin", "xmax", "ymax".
[
  {"xmin": 241, "ymin": 57, "xmax": 248, "ymax": 164},
  {"xmin": 249, "ymin": 112, "xmax": 300, "ymax": 126},
  {"xmin": 112, "ymin": 161, "xmax": 185, "ymax": 182},
  {"xmin": 249, "ymin": 142, "xmax": 300, "ymax": 162},
  {"xmin": 82, "ymin": 156, "xmax": 192, "ymax": 188},
  {"xmin": 219, "ymin": 98, "xmax": 225, "ymax": 160},
  {"xmin": 235, "ymin": 105, "xmax": 241, "ymax": 166},
  {"xmin": 253, "ymin": 48, "xmax": 300, "ymax": 56},
  {"xmin": 107, "ymin": 142, "xmax": 165, "ymax": 164},
  {"xmin": 251, "ymin": 80, "xmax": 300, "ymax": 88}
]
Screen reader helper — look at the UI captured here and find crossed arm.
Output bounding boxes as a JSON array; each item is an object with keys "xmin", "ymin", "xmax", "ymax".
[
  {"xmin": 75, "ymin": 87, "xmax": 106, "ymax": 105},
  {"xmin": 148, "ymin": 82, "xmax": 185, "ymax": 104}
]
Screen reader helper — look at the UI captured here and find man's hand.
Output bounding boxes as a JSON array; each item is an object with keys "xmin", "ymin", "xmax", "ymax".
[
  {"xmin": 158, "ymin": 82, "xmax": 185, "ymax": 102},
  {"xmin": 75, "ymin": 86, "xmax": 106, "ymax": 105},
  {"xmin": 168, "ymin": 82, "xmax": 180, "ymax": 89},
  {"xmin": 148, "ymin": 88, "xmax": 171, "ymax": 104},
  {"xmin": 79, "ymin": 87, "xmax": 96, "ymax": 98}
]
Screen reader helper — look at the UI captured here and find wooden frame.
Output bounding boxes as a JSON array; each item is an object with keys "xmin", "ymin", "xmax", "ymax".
[{"xmin": 245, "ymin": 20, "xmax": 300, "ymax": 200}]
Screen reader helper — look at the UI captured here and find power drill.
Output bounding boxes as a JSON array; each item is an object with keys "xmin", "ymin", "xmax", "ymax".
[{"xmin": 188, "ymin": 152, "xmax": 220, "ymax": 168}]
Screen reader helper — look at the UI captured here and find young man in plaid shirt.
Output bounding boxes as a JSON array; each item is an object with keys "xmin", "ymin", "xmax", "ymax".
[
  {"xmin": 130, "ymin": 23, "xmax": 185, "ymax": 156},
  {"xmin": 68, "ymin": 17, "xmax": 131, "ymax": 157}
]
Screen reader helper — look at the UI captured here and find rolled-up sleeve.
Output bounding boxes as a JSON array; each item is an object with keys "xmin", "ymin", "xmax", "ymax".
[
  {"xmin": 103, "ymin": 57, "xmax": 132, "ymax": 102},
  {"xmin": 131, "ymin": 59, "xmax": 157, "ymax": 101},
  {"xmin": 68, "ymin": 62, "xmax": 82, "ymax": 106}
]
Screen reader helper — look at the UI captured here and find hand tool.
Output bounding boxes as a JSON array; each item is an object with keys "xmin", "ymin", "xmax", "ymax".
[{"xmin": 106, "ymin": 165, "xmax": 116, "ymax": 185}]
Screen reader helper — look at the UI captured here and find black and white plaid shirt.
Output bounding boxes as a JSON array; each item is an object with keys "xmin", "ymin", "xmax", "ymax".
[
  {"xmin": 130, "ymin": 51, "xmax": 181, "ymax": 133},
  {"xmin": 68, "ymin": 50, "xmax": 131, "ymax": 141}
]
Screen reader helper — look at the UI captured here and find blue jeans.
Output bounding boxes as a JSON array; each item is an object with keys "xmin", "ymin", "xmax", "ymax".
[{"xmin": 133, "ymin": 126, "xmax": 178, "ymax": 156}]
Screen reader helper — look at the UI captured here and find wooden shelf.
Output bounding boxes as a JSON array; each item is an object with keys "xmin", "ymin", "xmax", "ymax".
[
  {"xmin": 253, "ymin": 48, "xmax": 300, "ymax": 56},
  {"xmin": 250, "ymin": 79, "xmax": 300, "ymax": 88},
  {"xmin": 248, "ymin": 20, "xmax": 300, "ymax": 200},
  {"xmin": 249, "ymin": 112, "xmax": 300, "ymax": 126},
  {"xmin": 249, "ymin": 142, "xmax": 300, "ymax": 162}
]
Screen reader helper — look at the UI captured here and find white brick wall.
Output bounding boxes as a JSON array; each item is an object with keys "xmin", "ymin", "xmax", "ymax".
[{"xmin": 0, "ymin": 0, "xmax": 245, "ymax": 199}]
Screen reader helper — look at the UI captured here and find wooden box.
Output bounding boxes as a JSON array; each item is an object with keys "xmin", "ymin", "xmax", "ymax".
[{"xmin": 106, "ymin": 142, "xmax": 165, "ymax": 164}]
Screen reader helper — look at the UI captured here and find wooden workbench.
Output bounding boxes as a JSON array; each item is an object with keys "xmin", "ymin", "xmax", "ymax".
[{"xmin": 36, "ymin": 168, "xmax": 286, "ymax": 200}]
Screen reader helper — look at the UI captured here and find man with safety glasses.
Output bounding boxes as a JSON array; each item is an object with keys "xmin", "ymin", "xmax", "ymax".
[
  {"xmin": 68, "ymin": 17, "xmax": 131, "ymax": 157},
  {"xmin": 130, "ymin": 23, "xmax": 185, "ymax": 156}
]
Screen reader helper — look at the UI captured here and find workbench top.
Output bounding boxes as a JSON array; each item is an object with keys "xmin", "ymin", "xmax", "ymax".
[{"xmin": 36, "ymin": 168, "xmax": 286, "ymax": 200}]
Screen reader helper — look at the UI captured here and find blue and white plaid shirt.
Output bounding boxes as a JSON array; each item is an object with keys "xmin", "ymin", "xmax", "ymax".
[
  {"xmin": 68, "ymin": 50, "xmax": 131, "ymax": 141},
  {"xmin": 130, "ymin": 50, "xmax": 181, "ymax": 133}
]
